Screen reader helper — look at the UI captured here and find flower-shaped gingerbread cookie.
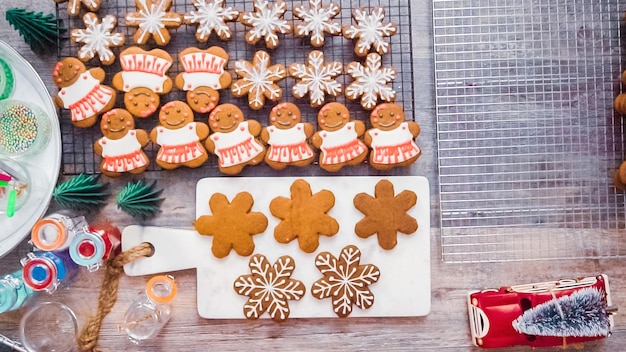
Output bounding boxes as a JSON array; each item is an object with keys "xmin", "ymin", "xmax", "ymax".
[
  {"xmin": 194, "ymin": 192, "xmax": 268, "ymax": 258},
  {"xmin": 364, "ymin": 103, "xmax": 421, "ymax": 170},
  {"xmin": 231, "ymin": 51, "xmax": 286, "ymax": 110},
  {"xmin": 342, "ymin": 7, "xmax": 397, "ymax": 57},
  {"xmin": 346, "ymin": 53, "xmax": 396, "ymax": 110},
  {"xmin": 269, "ymin": 179, "xmax": 339, "ymax": 253},
  {"xmin": 311, "ymin": 102, "xmax": 368, "ymax": 172},
  {"xmin": 184, "ymin": 0, "xmax": 240, "ymax": 42},
  {"xmin": 113, "ymin": 47, "xmax": 174, "ymax": 118},
  {"xmin": 240, "ymin": 0, "xmax": 291, "ymax": 49},
  {"xmin": 150, "ymin": 101, "xmax": 210, "ymax": 170},
  {"xmin": 175, "ymin": 47, "xmax": 231, "ymax": 114},
  {"xmin": 71, "ymin": 13, "xmax": 125, "ymax": 66},
  {"xmin": 125, "ymin": 0, "xmax": 183, "ymax": 46},
  {"xmin": 55, "ymin": 0, "xmax": 100, "ymax": 17},
  {"xmin": 205, "ymin": 104, "xmax": 266, "ymax": 175},
  {"xmin": 289, "ymin": 50, "xmax": 342, "ymax": 107},
  {"xmin": 94, "ymin": 109, "xmax": 150, "ymax": 177},
  {"xmin": 293, "ymin": 0, "xmax": 341, "ymax": 47},
  {"xmin": 53, "ymin": 57, "xmax": 116, "ymax": 128},
  {"xmin": 261, "ymin": 103, "xmax": 315, "ymax": 170}
]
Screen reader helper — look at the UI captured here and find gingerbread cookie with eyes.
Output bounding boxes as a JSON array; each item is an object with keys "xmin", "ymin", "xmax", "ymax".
[
  {"xmin": 112, "ymin": 47, "xmax": 174, "ymax": 118},
  {"xmin": 311, "ymin": 102, "xmax": 368, "ymax": 172},
  {"xmin": 53, "ymin": 57, "xmax": 116, "ymax": 128},
  {"xmin": 205, "ymin": 103, "xmax": 266, "ymax": 175},
  {"xmin": 175, "ymin": 47, "xmax": 232, "ymax": 114},
  {"xmin": 94, "ymin": 109, "xmax": 150, "ymax": 177},
  {"xmin": 261, "ymin": 103, "xmax": 315, "ymax": 170},
  {"xmin": 364, "ymin": 103, "xmax": 421, "ymax": 170},
  {"xmin": 150, "ymin": 101, "xmax": 210, "ymax": 170}
]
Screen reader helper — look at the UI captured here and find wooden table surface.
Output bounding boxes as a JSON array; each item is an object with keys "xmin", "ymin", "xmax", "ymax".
[{"xmin": 1, "ymin": 1, "xmax": 626, "ymax": 351}]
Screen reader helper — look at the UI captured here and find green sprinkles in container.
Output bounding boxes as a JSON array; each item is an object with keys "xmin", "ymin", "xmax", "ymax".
[
  {"xmin": 0, "ymin": 58, "xmax": 14, "ymax": 100},
  {"xmin": 0, "ymin": 101, "xmax": 49, "ymax": 156}
]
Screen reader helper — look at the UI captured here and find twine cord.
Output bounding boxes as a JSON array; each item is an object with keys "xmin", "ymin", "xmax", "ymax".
[{"xmin": 77, "ymin": 242, "xmax": 153, "ymax": 352}]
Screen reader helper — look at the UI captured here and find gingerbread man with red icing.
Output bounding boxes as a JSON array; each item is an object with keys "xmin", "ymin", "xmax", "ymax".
[
  {"xmin": 311, "ymin": 102, "xmax": 368, "ymax": 172},
  {"xmin": 364, "ymin": 103, "xmax": 421, "ymax": 170},
  {"xmin": 53, "ymin": 57, "xmax": 116, "ymax": 128},
  {"xmin": 206, "ymin": 103, "xmax": 266, "ymax": 175},
  {"xmin": 150, "ymin": 101, "xmax": 210, "ymax": 170},
  {"xmin": 94, "ymin": 109, "xmax": 150, "ymax": 177},
  {"xmin": 261, "ymin": 103, "xmax": 315, "ymax": 170}
]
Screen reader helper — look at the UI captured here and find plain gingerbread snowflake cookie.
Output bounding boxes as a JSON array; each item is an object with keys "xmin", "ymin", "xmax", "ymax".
[{"xmin": 342, "ymin": 7, "xmax": 397, "ymax": 57}]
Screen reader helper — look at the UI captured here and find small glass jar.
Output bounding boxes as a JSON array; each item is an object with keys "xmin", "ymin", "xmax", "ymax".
[
  {"xmin": 21, "ymin": 250, "xmax": 78, "ymax": 293},
  {"xmin": 0, "ymin": 269, "xmax": 34, "ymax": 313},
  {"xmin": 69, "ymin": 224, "xmax": 121, "ymax": 272},
  {"xmin": 120, "ymin": 275, "xmax": 177, "ymax": 344},
  {"xmin": 19, "ymin": 301, "xmax": 79, "ymax": 352},
  {"xmin": 0, "ymin": 157, "xmax": 30, "ymax": 217},
  {"xmin": 31, "ymin": 213, "xmax": 89, "ymax": 251},
  {"xmin": 0, "ymin": 100, "xmax": 51, "ymax": 157}
]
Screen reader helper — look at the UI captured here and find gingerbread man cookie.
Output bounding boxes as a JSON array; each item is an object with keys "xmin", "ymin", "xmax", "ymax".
[
  {"xmin": 175, "ymin": 47, "xmax": 231, "ymax": 114},
  {"xmin": 184, "ymin": 0, "xmax": 240, "ymax": 42},
  {"xmin": 125, "ymin": 0, "xmax": 183, "ymax": 46},
  {"xmin": 261, "ymin": 103, "xmax": 315, "ymax": 170},
  {"xmin": 113, "ymin": 47, "xmax": 174, "ymax": 118},
  {"xmin": 150, "ymin": 101, "xmax": 210, "ymax": 170},
  {"xmin": 53, "ymin": 57, "xmax": 116, "ymax": 128},
  {"xmin": 70, "ymin": 13, "xmax": 125, "ymax": 66},
  {"xmin": 364, "ymin": 103, "xmax": 421, "ymax": 170},
  {"xmin": 311, "ymin": 102, "xmax": 368, "ymax": 172},
  {"xmin": 240, "ymin": 0, "xmax": 291, "ymax": 49},
  {"xmin": 205, "ymin": 103, "xmax": 266, "ymax": 175},
  {"xmin": 94, "ymin": 109, "xmax": 150, "ymax": 177}
]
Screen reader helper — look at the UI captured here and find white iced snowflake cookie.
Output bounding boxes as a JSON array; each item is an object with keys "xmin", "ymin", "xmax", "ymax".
[
  {"xmin": 240, "ymin": 0, "xmax": 292, "ymax": 49},
  {"xmin": 125, "ymin": 0, "xmax": 183, "ymax": 46},
  {"xmin": 342, "ymin": 7, "xmax": 397, "ymax": 57},
  {"xmin": 231, "ymin": 51, "xmax": 286, "ymax": 110},
  {"xmin": 293, "ymin": 0, "xmax": 341, "ymax": 47},
  {"xmin": 184, "ymin": 0, "xmax": 240, "ymax": 42},
  {"xmin": 289, "ymin": 50, "xmax": 342, "ymax": 107},
  {"xmin": 346, "ymin": 52, "xmax": 396, "ymax": 110},
  {"xmin": 71, "ymin": 13, "xmax": 125, "ymax": 66},
  {"xmin": 55, "ymin": 0, "xmax": 100, "ymax": 17}
]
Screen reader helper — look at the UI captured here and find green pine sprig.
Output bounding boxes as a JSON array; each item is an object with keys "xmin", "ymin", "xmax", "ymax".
[
  {"xmin": 52, "ymin": 174, "xmax": 110, "ymax": 210},
  {"xmin": 116, "ymin": 180, "xmax": 164, "ymax": 219},
  {"xmin": 6, "ymin": 8, "xmax": 66, "ymax": 54}
]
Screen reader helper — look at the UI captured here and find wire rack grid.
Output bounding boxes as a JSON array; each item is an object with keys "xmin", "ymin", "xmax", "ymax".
[
  {"xmin": 433, "ymin": 0, "xmax": 626, "ymax": 262},
  {"xmin": 55, "ymin": 0, "xmax": 415, "ymax": 176}
]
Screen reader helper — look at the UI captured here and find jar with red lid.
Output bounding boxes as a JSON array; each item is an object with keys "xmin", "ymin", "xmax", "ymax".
[
  {"xmin": 69, "ymin": 224, "xmax": 121, "ymax": 272},
  {"xmin": 21, "ymin": 250, "xmax": 78, "ymax": 293}
]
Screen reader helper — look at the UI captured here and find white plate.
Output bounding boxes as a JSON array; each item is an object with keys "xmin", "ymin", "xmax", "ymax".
[{"xmin": 0, "ymin": 40, "xmax": 61, "ymax": 257}]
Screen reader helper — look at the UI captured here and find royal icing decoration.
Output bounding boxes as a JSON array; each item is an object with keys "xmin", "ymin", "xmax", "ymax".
[
  {"xmin": 119, "ymin": 51, "xmax": 172, "ymax": 92},
  {"xmin": 99, "ymin": 131, "xmax": 149, "ymax": 172},
  {"xmin": 311, "ymin": 245, "xmax": 380, "ymax": 318},
  {"xmin": 55, "ymin": 0, "xmax": 100, "ymax": 17},
  {"xmin": 266, "ymin": 123, "xmax": 314, "ymax": 163},
  {"xmin": 319, "ymin": 121, "xmax": 367, "ymax": 165},
  {"xmin": 240, "ymin": 0, "xmax": 291, "ymax": 49},
  {"xmin": 368, "ymin": 122, "xmax": 421, "ymax": 165},
  {"xmin": 125, "ymin": 0, "xmax": 182, "ymax": 45},
  {"xmin": 346, "ymin": 53, "xmax": 396, "ymax": 110},
  {"xmin": 184, "ymin": 0, "xmax": 239, "ymax": 41},
  {"xmin": 71, "ymin": 13, "xmax": 125, "ymax": 65},
  {"xmin": 231, "ymin": 51, "xmax": 286, "ymax": 110},
  {"xmin": 289, "ymin": 50, "xmax": 342, "ymax": 107},
  {"xmin": 179, "ymin": 50, "xmax": 228, "ymax": 91},
  {"xmin": 210, "ymin": 121, "xmax": 265, "ymax": 167},
  {"xmin": 155, "ymin": 122, "xmax": 205, "ymax": 163},
  {"xmin": 58, "ymin": 72, "xmax": 114, "ymax": 122},
  {"xmin": 293, "ymin": 0, "xmax": 341, "ymax": 47},
  {"xmin": 343, "ymin": 7, "xmax": 397, "ymax": 56},
  {"xmin": 234, "ymin": 254, "xmax": 305, "ymax": 321}
]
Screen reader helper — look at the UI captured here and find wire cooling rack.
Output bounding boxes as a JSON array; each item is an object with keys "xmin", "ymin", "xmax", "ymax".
[
  {"xmin": 55, "ymin": 0, "xmax": 415, "ymax": 175},
  {"xmin": 434, "ymin": 0, "xmax": 626, "ymax": 262}
]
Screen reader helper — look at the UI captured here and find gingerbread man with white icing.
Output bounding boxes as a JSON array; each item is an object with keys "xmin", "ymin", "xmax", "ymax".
[
  {"xmin": 311, "ymin": 102, "xmax": 368, "ymax": 172},
  {"xmin": 53, "ymin": 57, "xmax": 116, "ymax": 128},
  {"xmin": 261, "ymin": 102, "xmax": 315, "ymax": 170},
  {"xmin": 206, "ymin": 103, "xmax": 266, "ymax": 175},
  {"xmin": 364, "ymin": 103, "xmax": 421, "ymax": 170},
  {"xmin": 150, "ymin": 101, "xmax": 210, "ymax": 170},
  {"xmin": 94, "ymin": 109, "xmax": 150, "ymax": 177},
  {"xmin": 175, "ymin": 47, "xmax": 232, "ymax": 114}
]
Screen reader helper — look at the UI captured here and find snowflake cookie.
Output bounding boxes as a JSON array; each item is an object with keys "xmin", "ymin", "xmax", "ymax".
[
  {"xmin": 289, "ymin": 50, "xmax": 342, "ymax": 107},
  {"xmin": 194, "ymin": 192, "xmax": 268, "ymax": 258},
  {"xmin": 55, "ymin": 0, "xmax": 100, "ymax": 17},
  {"xmin": 293, "ymin": 0, "xmax": 341, "ymax": 47},
  {"xmin": 269, "ymin": 179, "xmax": 339, "ymax": 253},
  {"xmin": 311, "ymin": 245, "xmax": 380, "ymax": 317},
  {"xmin": 184, "ymin": 0, "xmax": 240, "ymax": 42},
  {"xmin": 346, "ymin": 52, "xmax": 396, "ymax": 110},
  {"xmin": 240, "ymin": 0, "xmax": 292, "ymax": 49},
  {"xmin": 71, "ymin": 13, "xmax": 125, "ymax": 66},
  {"xmin": 342, "ymin": 7, "xmax": 397, "ymax": 57},
  {"xmin": 231, "ymin": 51, "xmax": 286, "ymax": 110},
  {"xmin": 234, "ymin": 254, "xmax": 306, "ymax": 321},
  {"xmin": 353, "ymin": 179, "xmax": 418, "ymax": 249},
  {"xmin": 125, "ymin": 0, "xmax": 183, "ymax": 46}
]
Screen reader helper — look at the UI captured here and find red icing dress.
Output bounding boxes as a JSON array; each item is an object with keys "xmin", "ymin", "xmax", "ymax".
[
  {"xmin": 98, "ymin": 130, "xmax": 148, "ymax": 172},
  {"xmin": 58, "ymin": 72, "xmax": 114, "ymax": 122},
  {"xmin": 266, "ymin": 123, "xmax": 313, "ymax": 163},
  {"xmin": 155, "ymin": 122, "xmax": 206, "ymax": 164},
  {"xmin": 368, "ymin": 122, "xmax": 420, "ymax": 165},
  {"xmin": 319, "ymin": 121, "xmax": 367, "ymax": 165},
  {"xmin": 209, "ymin": 121, "xmax": 264, "ymax": 167}
]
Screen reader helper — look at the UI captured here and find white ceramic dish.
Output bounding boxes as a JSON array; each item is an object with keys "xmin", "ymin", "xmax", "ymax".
[{"xmin": 0, "ymin": 40, "xmax": 61, "ymax": 257}]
